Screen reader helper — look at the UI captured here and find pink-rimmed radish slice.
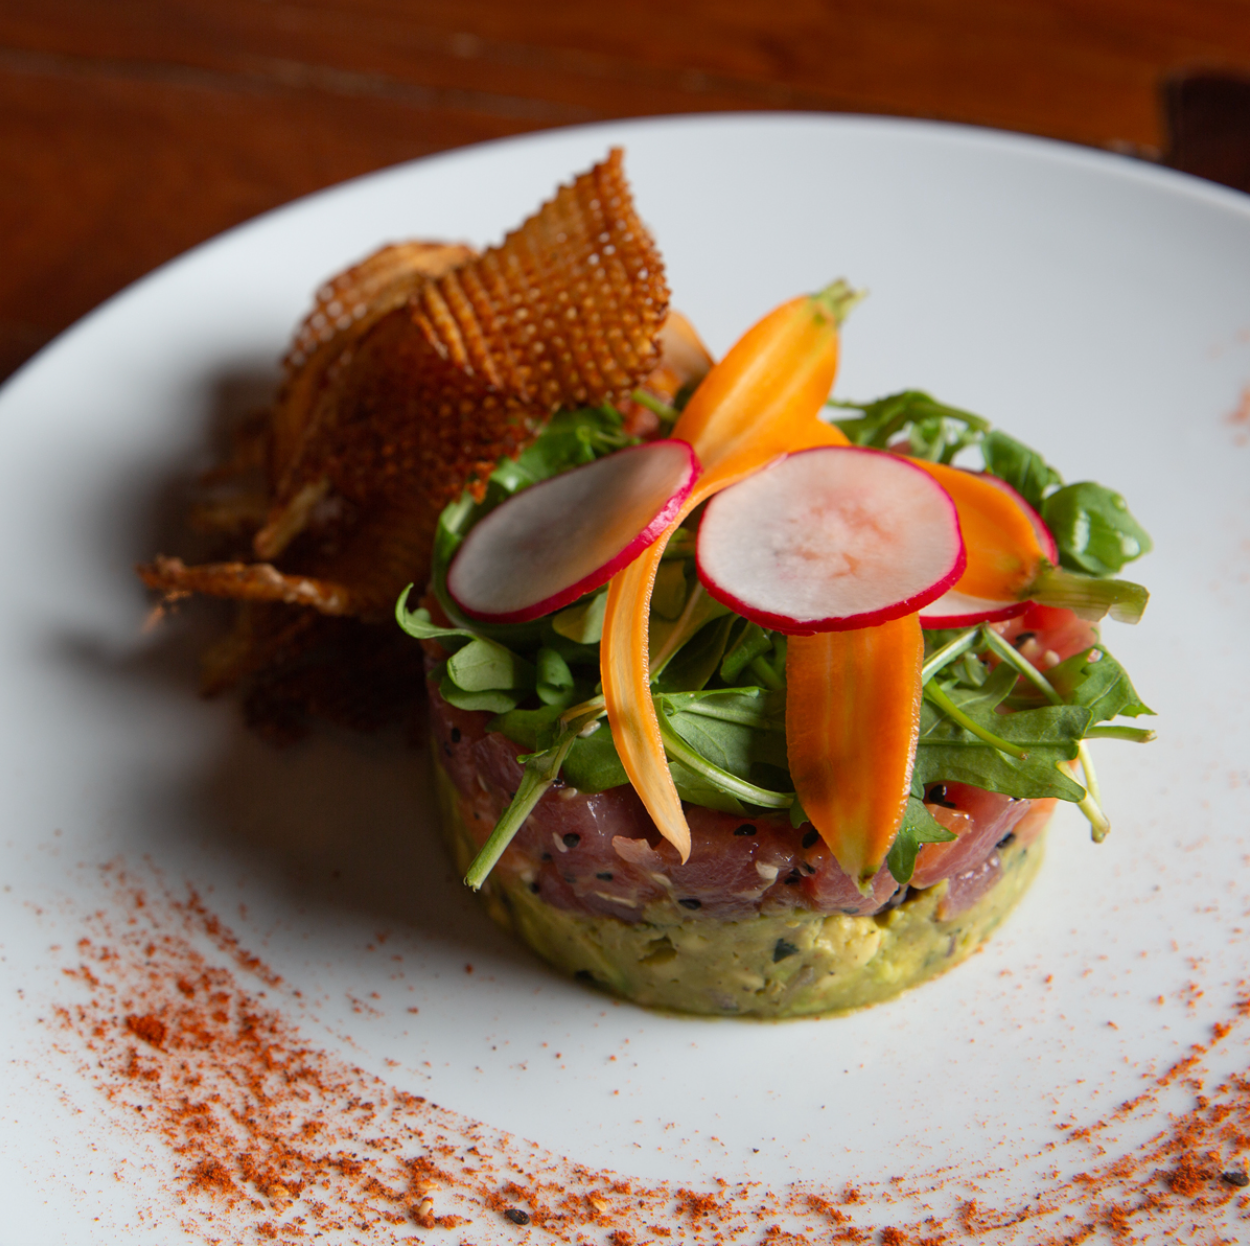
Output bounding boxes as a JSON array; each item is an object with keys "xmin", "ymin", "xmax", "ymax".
[
  {"xmin": 695, "ymin": 445, "xmax": 965, "ymax": 634},
  {"xmin": 447, "ymin": 439, "xmax": 700, "ymax": 624},
  {"xmin": 919, "ymin": 590, "xmax": 1028, "ymax": 628}
]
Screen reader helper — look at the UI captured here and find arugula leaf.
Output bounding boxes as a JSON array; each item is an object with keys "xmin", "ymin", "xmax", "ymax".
[
  {"xmin": 562, "ymin": 722, "xmax": 630, "ymax": 791},
  {"xmin": 649, "ymin": 582, "xmax": 731, "ymax": 680},
  {"xmin": 464, "ymin": 700, "xmax": 605, "ymax": 889},
  {"xmin": 1040, "ymin": 646, "xmax": 1155, "ymax": 722},
  {"xmin": 446, "ymin": 638, "xmax": 534, "ymax": 694},
  {"xmin": 551, "ymin": 590, "xmax": 608, "ymax": 644},
  {"xmin": 979, "ymin": 429, "xmax": 1063, "ymax": 509},
  {"xmin": 535, "ymin": 647, "xmax": 577, "ymax": 708},
  {"xmin": 661, "ymin": 687, "xmax": 788, "ymax": 732},
  {"xmin": 488, "ymin": 704, "xmax": 627, "ymax": 793},
  {"xmin": 830, "ymin": 390, "xmax": 988, "ymax": 460},
  {"xmin": 651, "ymin": 560, "xmax": 689, "ymax": 621},
  {"xmin": 656, "ymin": 615, "xmax": 734, "ymax": 693},
  {"xmin": 657, "ymin": 707, "xmax": 792, "ymax": 812},
  {"xmin": 720, "ymin": 620, "xmax": 774, "ymax": 682},
  {"xmin": 661, "ymin": 690, "xmax": 789, "ymax": 781},
  {"xmin": 915, "ymin": 704, "xmax": 1092, "ymax": 801},
  {"xmin": 395, "ymin": 598, "xmax": 476, "ymax": 652},
  {"xmin": 1041, "ymin": 482, "xmax": 1153, "ymax": 575},
  {"xmin": 886, "ymin": 798, "xmax": 958, "ymax": 886},
  {"xmin": 488, "ymin": 704, "xmax": 563, "ymax": 752},
  {"xmin": 940, "ymin": 658, "xmax": 1018, "ymax": 716},
  {"xmin": 437, "ymin": 680, "xmax": 522, "ymax": 715}
]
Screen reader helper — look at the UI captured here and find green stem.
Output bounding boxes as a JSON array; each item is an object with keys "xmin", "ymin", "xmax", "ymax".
[
  {"xmin": 1075, "ymin": 740, "xmax": 1110, "ymax": 842},
  {"xmin": 651, "ymin": 580, "xmax": 727, "ymax": 678},
  {"xmin": 464, "ymin": 707, "xmax": 599, "ymax": 890},
  {"xmin": 631, "ymin": 389, "xmax": 680, "ymax": 427},
  {"xmin": 1084, "ymin": 725, "xmax": 1156, "ymax": 742},
  {"xmin": 980, "ymin": 627, "xmax": 1063, "ymax": 704},
  {"xmin": 924, "ymin": 682, "xmax": 1030, "ymax": 760},
  {"xmin": 1028, "ymin": 563, "xmax": 1149, "ymax": 624},
  {"xmin": 748, "ymin": 655, "xmax": 785, "ymax": 691},
  {"xmin": 559, "ymin": 694, "xmax": 605, "ymax": 727},
  {"xmin": 656, "ymin": 709, "xmax": 794, "ymax": 810},
  {"xmin": 812, "ymin": 279, "xmax": 866, "ymax": 328},
  {"xmin": 921, "ymin": 627, "xmax": 982, "ymax": 683}
]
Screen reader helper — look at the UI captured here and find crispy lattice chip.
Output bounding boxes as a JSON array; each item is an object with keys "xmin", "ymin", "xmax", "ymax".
[
  {"xmin": 140, "ymin": 149, "xmax": 671, "ymax": 732},
  {"xmin": 267, "ymin": 148, "xmax": 668, "ymax": 532},
  {"xmin": 267, "ymin": 241, "xmax": 475, "ymax": 509}
]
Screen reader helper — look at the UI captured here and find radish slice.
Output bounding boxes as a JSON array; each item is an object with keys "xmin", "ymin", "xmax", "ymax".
[
  {"xmin": 919, "ymin": 591, "xmax": 1029, "ymax": 628},
  {"xmin": 447, "ymin": 439, "xmax": 700, "ymax": 623},
  {"xmin": 696, "ymin": 446, "xmax": 965, "ymax": 633}
]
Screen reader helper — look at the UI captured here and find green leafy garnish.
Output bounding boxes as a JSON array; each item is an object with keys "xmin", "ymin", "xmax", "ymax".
[
  {"xmin": 402, "ymin": 390, "xmax": 1157, "ymax": 891},
  {"xmin": 979, "ymin": 429, "xmax": 1063, "ymax": 510},
  {"xmin": 1041, "ymin": 482, "xmax": 1154, "ymax": 576},
  {"xmin": 832, "ymin": 389, "xmax": 1153, "ymax": 580},
  {"xmin": 886, "ymin": 799, "xmax": 958, "ymax": 887}
]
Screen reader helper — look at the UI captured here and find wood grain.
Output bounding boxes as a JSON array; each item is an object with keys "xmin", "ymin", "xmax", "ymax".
[{"xmin": 2, "ymin": 1, "xmax": 1248, "ymax": 379}]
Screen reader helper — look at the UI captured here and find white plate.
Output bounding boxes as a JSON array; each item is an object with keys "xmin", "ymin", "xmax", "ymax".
[{"xmin": 2, "ymin": 114, "xmax": 1249, "ymax": 1243}]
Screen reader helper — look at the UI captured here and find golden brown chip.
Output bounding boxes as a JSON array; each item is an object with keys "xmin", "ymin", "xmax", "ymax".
[
  {"xmin": 267, "ymin": 148, "xmax": 668, "ymax": 523},
  {"xmin": 269, "ymin": 241, "xmax": 475, "ymax": 491},
  {"xmin": 413, "ymin": 146, "xmax": 669, "ymax": 408},
  {"xmin": 141, "ymin": 149, "xmax": 672, "ymax": 734}
]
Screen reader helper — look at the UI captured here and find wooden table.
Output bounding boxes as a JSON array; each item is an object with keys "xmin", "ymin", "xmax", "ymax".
[{"xmin": 3, "ymin": 0, "xmax": 1248, "ymax": 382}]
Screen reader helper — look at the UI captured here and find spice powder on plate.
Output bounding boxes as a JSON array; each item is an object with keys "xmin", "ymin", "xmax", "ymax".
[{"xmin": 37, "ymin": 863, "xmax": 1250, "ymax": 1243}]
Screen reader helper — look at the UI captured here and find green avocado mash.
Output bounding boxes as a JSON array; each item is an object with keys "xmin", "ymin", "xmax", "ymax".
[{"xmin": 433, "ymin": 756, "xmax": 1047, "ymax": 1019}]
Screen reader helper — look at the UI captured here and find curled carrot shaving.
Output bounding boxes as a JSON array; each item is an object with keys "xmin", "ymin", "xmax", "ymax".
[
  {"xmin": 600, "ymin": 283, "xmax": 856, "ymax": 860},
  {"xmin": 907, "ymin": 461, "xmax": 1047, "ymax": 601},
  {"xmin": 785, "ymin": 616, "xmax": 924, "ymax": 889}
]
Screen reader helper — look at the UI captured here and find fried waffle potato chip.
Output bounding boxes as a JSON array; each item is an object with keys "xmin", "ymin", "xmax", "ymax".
[{"xmin": 138, "ymin": 149, "xmax": 674, "ymax": 735}]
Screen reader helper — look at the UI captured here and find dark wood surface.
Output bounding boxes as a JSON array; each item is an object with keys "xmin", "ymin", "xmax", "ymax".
[{"xmin": 4, "ymin": 0, "xmax": 1250, "ymax": 381}]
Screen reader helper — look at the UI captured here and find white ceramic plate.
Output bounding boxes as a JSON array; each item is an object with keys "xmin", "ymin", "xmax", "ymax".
[{"xmin": 2, "ymin": 115, "xmax": 1249, "ymax": 1243}]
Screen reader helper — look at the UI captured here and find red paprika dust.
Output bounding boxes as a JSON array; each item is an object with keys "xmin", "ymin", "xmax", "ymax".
[{"xmin": 44, "ymin": 865, "xmax": 1250, "ymax": 1243}]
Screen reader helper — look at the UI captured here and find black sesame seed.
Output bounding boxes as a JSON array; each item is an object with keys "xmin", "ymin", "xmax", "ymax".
[
  {"xmin": 504, "ymin": 1207, "xmax": 531, "ymax": 1224},
  {"xmin": 803, "ymin": 861, "xmax": 816, "ymax": 875},
  {"xmin": 562, "ymin": 832, "xmax": 581, "ymax": 847},
  {"xmin": 450, "ymin": 727, "xmax": 462, "ymax": 744},
  {"xmin": 734, "ymin": 823, "xmax": 756, "ymax": 836},
  {"xmin": 773, "ymin": 938, "xmax": 799, "ymax": 963},
  {"xmin": 1223, "ymin": 1170, "xmax": 1250, "ymax": 1188},
  {"xmin": 596, "ymin": 872, "xmax": 614, "ymax": 881},
  {"xmin": 801, "ymin": 829, "xmax": 819, "ymax": 849},
  {"xmin": 997, "ymin": 832, "xmax": 1017, "ymax": 849},
  {"xmin": 783, "ymin": 869, "xmax": 801, "ymax": 885},
  {"xmin": 925, "ymin": 783, "xmax": 957, "ymax": 809},
  {"xmin": 678, "ymin": 898, "xmax": 702, "ymax": 910}
]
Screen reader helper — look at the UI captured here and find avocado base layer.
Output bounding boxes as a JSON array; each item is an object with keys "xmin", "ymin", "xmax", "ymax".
[{"xmin": 433, "ymin": 756, "xmax": 1047, "ymax": 1019}]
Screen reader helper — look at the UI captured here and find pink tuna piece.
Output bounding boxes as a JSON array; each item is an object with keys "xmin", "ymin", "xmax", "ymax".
[
  {"xmin": 428, "ymin": 688, "xmax": 1038, "ymax": 921},
  {"xmin": 910, "ymin": 783, "xmax": 1029, "ymax": 890}
]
